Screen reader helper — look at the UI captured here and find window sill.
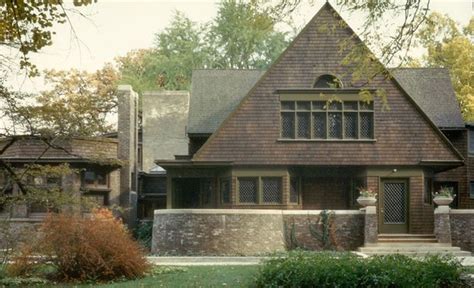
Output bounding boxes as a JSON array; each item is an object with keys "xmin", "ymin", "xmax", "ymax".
[
  {"xmin": 277, "ymin": 138, "xmax": 377, "ymax": 143},
  {"xmin": 81, "ymin": 187, "xmax": 111, "ymax": 193}
]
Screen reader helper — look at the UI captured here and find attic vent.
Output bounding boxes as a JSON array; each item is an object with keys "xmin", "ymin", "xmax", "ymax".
[{"xmin": 313, "ymin": 74, "xmax": 342, "ymax": 88}]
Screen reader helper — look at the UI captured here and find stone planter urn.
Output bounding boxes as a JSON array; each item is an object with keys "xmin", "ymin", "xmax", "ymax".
[
  {"xmin": 433, "ymin": 196, "xmax": 453, "ymax": 206},
  {"xmin": 357, "ymin": 196, "xmax": 377, "ymax": 207}
]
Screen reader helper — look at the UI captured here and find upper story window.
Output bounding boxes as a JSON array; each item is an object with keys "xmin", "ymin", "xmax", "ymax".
[
  {"xmin": 469, "ymin": 129, "xmax": 474, "ymax": 155},
  {"xmin": 313, "ymin": 74, "xmax": 343, "ymax": 88},
  {"xmin": 281, "ymin": 100, "xmax": 374, "ymax": 140}
]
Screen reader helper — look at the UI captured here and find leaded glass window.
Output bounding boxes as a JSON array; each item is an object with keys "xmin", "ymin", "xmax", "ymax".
[
  {"xmin": 220, "ymin": 178, "xmax": 231, "ymax": 204},
  {"xmin": 238, "ymin": 178, "xmax": 258, "ymax": 203},
  {"xmin": 280, "ymin": 100, "xmax": 374, "ymax": 140},
  {"xmin": 262, "ymin": 177, "xmax": 282, "ymax": 203}
]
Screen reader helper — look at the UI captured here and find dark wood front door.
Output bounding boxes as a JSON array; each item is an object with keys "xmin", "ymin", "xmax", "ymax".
[{"xmin": 379, "ymin": 179, "xmax": 409, "ymax": 233}]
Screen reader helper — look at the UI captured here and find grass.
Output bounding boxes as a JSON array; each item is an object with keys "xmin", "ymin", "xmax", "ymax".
[
  {"xmin": 50, "ymin": 265, "xmax": 259, "ymax": 288},
  {"xmin": 466, "ymin": 266, "xmax": 474, "ymax": 274}
]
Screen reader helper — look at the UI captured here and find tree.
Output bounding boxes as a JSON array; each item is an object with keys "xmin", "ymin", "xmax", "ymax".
[
  {"xmin": 207, "ymin": 0, "xmax": 289, "ymax": 69},
  {"xmin": 4, "ymin": 65, "xmax": 119, "ymax": 137},
  {"xmin": 410, "ymin": 13, "xmax": 474, "ymax": 121},
  {"xmin": 0, "ymin": 0, "xmax": 96, "ymax": 76},
  {"xmin": 118, "ymin": 0, "xmax": 290, "ymax": 92}
]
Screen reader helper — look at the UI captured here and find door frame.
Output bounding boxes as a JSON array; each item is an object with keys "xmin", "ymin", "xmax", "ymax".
[{"xmin": 378, "ymin": 178, "xmax": 409, "ymax": 234}]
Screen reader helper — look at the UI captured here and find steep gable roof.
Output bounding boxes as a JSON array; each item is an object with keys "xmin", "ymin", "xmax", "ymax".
[
  {"xmin": 187, "ymin": 70, "xmax": 265, "ymax": 134},
  {"xmin": 192, "ymin": 3, "xmax": 463, "ymax": 165},
  {"xmin": 391, "ymin": 68, "xmax": 464, "ymax": 128}
]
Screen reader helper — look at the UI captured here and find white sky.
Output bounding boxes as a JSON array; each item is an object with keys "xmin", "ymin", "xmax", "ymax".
[{"xmin": 5, "ymin": 0, "xmax": 473, "ymax": 94}]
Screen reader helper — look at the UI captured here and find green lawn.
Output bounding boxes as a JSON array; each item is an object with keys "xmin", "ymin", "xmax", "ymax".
[{"xmin": 65, "ymin": 266, "xmax": 259, "ymax": 288}]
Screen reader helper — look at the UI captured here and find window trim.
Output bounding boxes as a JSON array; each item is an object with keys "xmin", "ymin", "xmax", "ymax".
[
  {"xmin": 237, "ymin": 176, "xmax": 284, "ymax": 205},
  {"xmin": 280, "ymin": 99, "xmax": 375, "ymax": 141}
]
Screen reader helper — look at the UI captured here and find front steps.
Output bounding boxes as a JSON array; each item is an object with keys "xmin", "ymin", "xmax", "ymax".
[{"xmin": 358, "ymin": 234, "xmax": 472, "ymax": 257}]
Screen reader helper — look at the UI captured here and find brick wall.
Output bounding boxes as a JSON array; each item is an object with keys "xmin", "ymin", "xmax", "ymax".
[
  {"xmin": 152, "ymin": 209, "xmax": 364, "ymax": 255},
  {"xmin": 450, "ymin": 210, "xmax": 474, "ymax": 252}
]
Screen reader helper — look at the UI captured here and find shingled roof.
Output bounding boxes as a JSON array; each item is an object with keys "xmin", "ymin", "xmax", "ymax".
[
  {"xmin": 391, "ymin": 68, "xmax": 464, "ymax": 128},
  {"xmin": 187, "ymin": 69, "xmax": 265, "ymax": 134},
  {"xmin": 186, "ymin": 68, "xmax": 464, "ymax": 134}
]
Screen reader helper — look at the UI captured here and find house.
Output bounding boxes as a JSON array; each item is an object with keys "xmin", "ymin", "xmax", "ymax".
[
  {"xmin": 0, "ymin": 137, "xmax": 121, "ymax": 220},
  {"xmin": 149, "ymin": 3, "xmax": 474, "ymax": 255}
]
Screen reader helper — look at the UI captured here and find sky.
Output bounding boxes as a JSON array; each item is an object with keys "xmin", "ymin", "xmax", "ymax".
[{"xmin": 5, "ymin": 0, "xmax": 473, "ymax": 94}]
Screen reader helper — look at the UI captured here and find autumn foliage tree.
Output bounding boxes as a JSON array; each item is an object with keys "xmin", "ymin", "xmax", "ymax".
[{"xmin": 410, "ymin": 13, "xmax": 474, "ymax": 121}]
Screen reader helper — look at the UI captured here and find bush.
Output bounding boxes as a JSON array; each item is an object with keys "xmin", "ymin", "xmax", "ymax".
[
  {"xmin": 8, "ymin": 209, "xmax": 151, "ymax": 282},
  {"xmin": 256, "ymin": 251, "xmax": 466, "ymax": 288},
  {"xmin": 134, "ymin": 220, "xmax": 153, "ymax": 249}
]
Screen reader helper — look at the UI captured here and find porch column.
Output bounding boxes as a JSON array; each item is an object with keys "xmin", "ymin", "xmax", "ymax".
[
  {"xmin": 434, "ymin": 205, "xmax": 451, "ymax": 244},
  {"xmin": 364, "ymin": 206, "xmax": 378, "ymax": 245}
]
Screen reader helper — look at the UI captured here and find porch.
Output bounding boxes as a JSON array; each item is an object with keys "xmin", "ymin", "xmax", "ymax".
[{"xmin": 162, "ymin": 165, "xmax": 436, "ymax": 235}]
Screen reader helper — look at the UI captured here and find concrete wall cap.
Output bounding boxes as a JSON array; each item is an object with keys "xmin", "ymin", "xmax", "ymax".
[
  {"xmin": 450, "ymin": 209, "xmax": 474, "ymax": 214},
  {"xmin": 143, "ymin": 91, "xmax": 189, "ymax": 96},
  {"xmin": 154, "ymin": 209, "xmax": 363, "ymax": 215}
]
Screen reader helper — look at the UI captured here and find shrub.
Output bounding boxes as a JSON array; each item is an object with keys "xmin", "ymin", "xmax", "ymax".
[
  {"xmin": 256, "ymin": 250, "xmax": 465, "ymax": 288},
  {"xmin": 8, "ymin": 209, "xmax": 151, "ymax": 282},
  {"xmin": 134, "ymin": 220, "xmax": 153, "ymax": 249}
]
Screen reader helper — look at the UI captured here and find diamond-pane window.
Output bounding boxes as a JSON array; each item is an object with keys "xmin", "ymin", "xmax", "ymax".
[
  {"xmin": 312, "ymin": 101, "xmax": 326, "ymax": 110},
  {"xmin": 344, "ymin": 101, "xmax": 358, "ymax": 110},
  {"xmin": 297, "ymin": 112, "xmax": 310, "ymax": 138},
  {"xmin": 297, "ymin": 101, "xmax": 311, "ymax": 110},
  {"xmin": 262, "ymin": 177, "xmax": 282, "ymax": 203},
  {"xmin": 360, "ymin": 101, "xmax": 373, "ymax": 110},
  {"xmin": 239, "ymin": 178, "xmax": 257, "ymax": 203},
  {"xmin": 281, "ymin": 112, "xmax": 295, "ymax": 138},
  {"xmin": 344, "ymin": 112, "xmax": 357, "ymax": 139},
  {"xmin": 360, "ymin": 112, "xmax": 373, "ymax": 139},
  {"xmin": 328, "ymin": 112, "xmax": 342, "ymax": 139},
  {"xmin": 290, "ymin": 177, "xmax": 299, "ymax": 203},
  {"xmin": 328, "ymin": 101, "xmax": 342, "ymax": 110},
  {"xmin": 281, "ymin": 101, "xmax": 295, "ymax": 110},
  {"xmin": 312, "ymin": 112, "xmax": 326, "ymax": 139}
]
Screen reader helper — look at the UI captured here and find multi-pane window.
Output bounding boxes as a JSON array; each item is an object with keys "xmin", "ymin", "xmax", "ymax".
[
  {"xmin": 238, "ymin": 178, "xmax": 258, "ymax": 204},
  {"xmin": 82, "ymin": 169, "xmax": 108, "ymax": 189},
  {"xmin": 237, "ymin": 177, "xmax": 283, "ymax": 204},
  {"xmin": 290, "ymin": 177, "xmax": 299, "ymax": 203},
  {"xmin": 470, "ymin": 181, "xmax": 474, "ymax": 199},
  {"xmin": 262, "ymin": 177, "xmax": 282, "ymax": 203},
  {"xmin": 220, "ymin": 178, "xmax": 231, "ymax": 204},
  {"xmin": 281, "ymin": 100, "xmax": 374, "ymax": 140}
]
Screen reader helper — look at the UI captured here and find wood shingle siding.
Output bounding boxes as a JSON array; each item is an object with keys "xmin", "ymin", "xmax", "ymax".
[{"xmin": 193, "ymin": 3, "xmax": 462, "ymax": 166}]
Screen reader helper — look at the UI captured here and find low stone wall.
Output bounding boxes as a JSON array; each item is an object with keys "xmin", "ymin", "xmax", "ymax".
[
  {"xmin": 0, "ymin": 218, "xmax": 42, "ymax": 249},
  {"xmin": 284, "ymin": 210, "xmax": 364, "ymax": 251},
  {"xmin": 152, "ymin": 209, "xmax": 364, "ymax": 256},
  {"xmin": 450, "ymin": 210, "xmax": 474, "ymax": 252}
]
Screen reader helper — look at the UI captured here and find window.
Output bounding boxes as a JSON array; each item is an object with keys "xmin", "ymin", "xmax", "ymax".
[
  {"xmin": 469, "ymin": 129, "xmax": 474, "ymax": 155},
  {"xmin": 262, "ymin": 177, "xmax": 282, "ymax": 203},
  {"xmin": 290, "ymin": 177, "xmax": 299, "ymax": 203},
  {"xmin": 314, "ymin": 74, "xmax": 342, "ymax": 88},
  {"xmin": 82, "ymin": 169, "xmax": 109, "ymax": 190},
  {"xmin": 470, "ymin": 181, "xmax": 474, "ymax": 199},
  {"xmin": 281, "ymin": 100, "xmax": 374, "ymax": 140},
  {"xmin": 238, "ymin": 177, "xmax": 283, "ymax": 204},
  {"xmin": 424, "ymin": 177, "xmax": 433, "ymax": 204},
  {"xmin": 238, "ymin": 178, "xmax": 258, "ymax": 204},
  {"xmin": 220, "ymin": 178, "xmax": 231, "ymax": 204}
]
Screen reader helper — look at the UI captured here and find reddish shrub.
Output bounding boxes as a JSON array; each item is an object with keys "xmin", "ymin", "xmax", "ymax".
[{"xmin": 9, "ymin": 209, "xmax": 150, "ymax": 282}]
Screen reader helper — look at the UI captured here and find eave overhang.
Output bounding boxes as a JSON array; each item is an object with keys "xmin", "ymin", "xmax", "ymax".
[{"xmin": 155, "ymin": 159, "xmax": 233, "ymax": 169}]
